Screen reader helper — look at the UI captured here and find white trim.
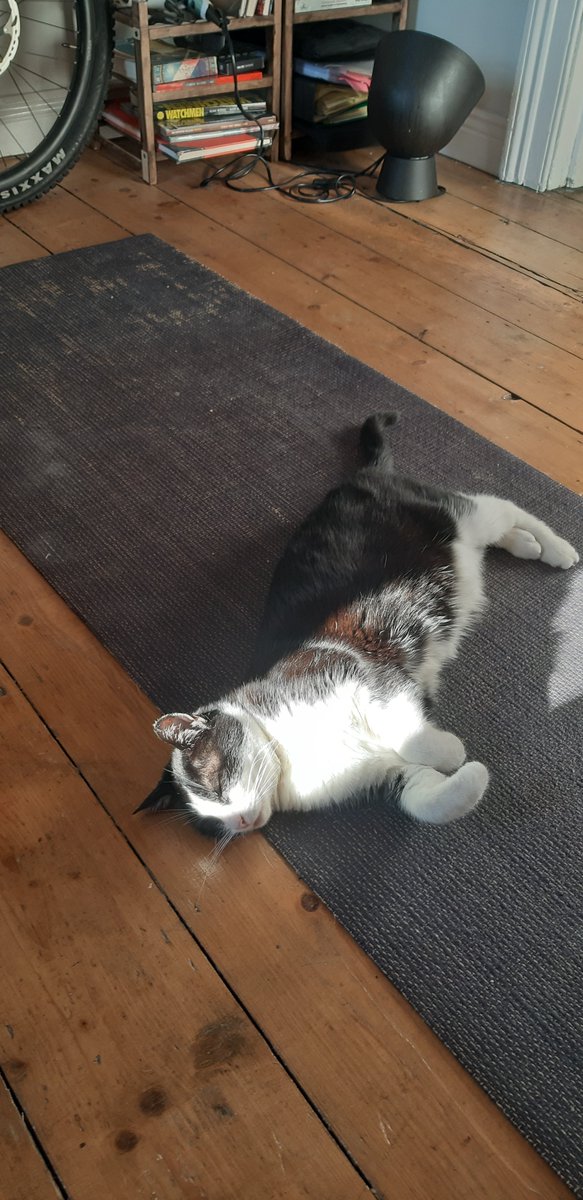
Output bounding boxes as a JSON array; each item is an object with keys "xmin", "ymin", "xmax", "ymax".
[
  {"xmin": 440, "ymin": 108, "xmax": 507, "ymax": 176},
  {"xmin": 500, "ymin": 0, "xmax": 583, "ymax": 190}
]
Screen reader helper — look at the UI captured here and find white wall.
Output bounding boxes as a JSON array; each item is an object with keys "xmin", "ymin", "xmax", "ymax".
[{"xmin": 408, "ymin": 0, "xmax": 530, "ymax": 174}]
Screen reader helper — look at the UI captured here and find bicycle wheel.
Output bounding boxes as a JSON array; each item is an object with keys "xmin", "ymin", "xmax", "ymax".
[{"xmin": 0, "ymin": 0, "xmax": 113, "ymax": 213}]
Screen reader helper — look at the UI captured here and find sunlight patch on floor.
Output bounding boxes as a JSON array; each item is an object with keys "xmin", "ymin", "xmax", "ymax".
[{"xmin": 548, "ymin": 570, "xmax": 583, "ymax": 710}]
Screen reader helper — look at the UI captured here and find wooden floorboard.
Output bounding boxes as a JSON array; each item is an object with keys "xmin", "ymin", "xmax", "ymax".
[
  {"xmin": 275, "ymin": 168, "xmax": 583, "ymax": 361},
  {"xmin": 557, "ymin": 186, "xmax": 583, "ymax": 206},
  {"xmin": 372, "ymin": 176, "xmax": 583, "ymax": 295},
  {"xmin": 0, "ymin": 659, "xmax": 371, "ymax": 1200},
  {"xmin": 310, "ymin": 146, "xmax": 583, "ymax": 294},
  {"xmin": 0, "ymin": 219, "xmax": 50, "ymax": 267},
  {"xmin": 435, "ymin": 158, "xmax": 583, "ymax": 251},
  {"xmin": 1, "ymin": 148, "xmax": 580, "ymax": 1200},
  {"xmin": 0, "ymin": 1078, "xmax": 64, "ymax": 1200},
  {"xmin": 5, "ymin": 186, "xmax": 128, "ymax": 253},
  {"xmin": 154, "ymin": 168, "xmax": 583, "ymax": 431}
]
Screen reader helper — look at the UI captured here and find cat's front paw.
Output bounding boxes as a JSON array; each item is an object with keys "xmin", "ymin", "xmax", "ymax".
[{"xmin": 540, "ymin": 534, "xmax": 579, "ymax": 570}]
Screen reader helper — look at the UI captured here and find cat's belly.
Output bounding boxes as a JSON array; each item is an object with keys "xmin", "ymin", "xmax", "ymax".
[
  {"xmin": 266, "ymin": 682, "xmax": 414, "ymax": 813},
  {"xmin": 276, "ymin": 745, "xmax": 403, "ymax": 812}
]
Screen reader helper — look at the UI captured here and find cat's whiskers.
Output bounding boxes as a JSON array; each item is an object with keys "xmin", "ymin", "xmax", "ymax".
[
  {"xmin": 252, "ymin": 741, "xmax": 274, "ymax": 801},
  {"xmin": 250, "ymin": 741, "xmax": 271, "ymax": 788},
  {"xmin": 194, "ymin": 829, "xmax": 237, "ymax": 907},
  {"xmin": 160, "ymin": 810, "xmax": 192, "ymax": 827}
]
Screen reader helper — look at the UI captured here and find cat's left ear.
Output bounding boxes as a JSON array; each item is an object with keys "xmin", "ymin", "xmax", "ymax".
[
  {"xmin": 153, "ymin": 712, "xmax": 208, "ymax": 748},
  {"xmin": 134, "ymin": 762, "xmax": 179, "ymax": 814}
]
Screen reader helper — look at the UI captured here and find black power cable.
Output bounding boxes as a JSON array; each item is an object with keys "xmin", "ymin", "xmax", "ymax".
[{"xmin": 198, "ymin": 22, "xmax": 387, "ymax": 205}]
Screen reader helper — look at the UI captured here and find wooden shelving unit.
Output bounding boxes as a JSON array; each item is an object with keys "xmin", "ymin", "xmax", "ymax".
[
  {"xmin": 106, "ymin": 0, "xmax": 282, "ymax": 185},
  {"xmin": 281, "ymin": 0, "xmax": 407, "ymax": 160}
]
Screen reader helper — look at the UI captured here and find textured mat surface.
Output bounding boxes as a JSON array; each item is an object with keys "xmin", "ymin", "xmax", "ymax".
[{"xmin": 1, "ymin": 235, "xmax": 581, "ymax": 1194}]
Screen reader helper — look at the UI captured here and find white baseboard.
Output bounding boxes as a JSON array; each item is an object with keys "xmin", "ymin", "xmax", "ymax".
[{"xmin": 439, "ymin": 107, "xmax": 507, "ymax": 177}]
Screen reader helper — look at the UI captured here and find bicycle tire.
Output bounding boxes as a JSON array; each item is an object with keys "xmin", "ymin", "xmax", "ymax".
[{"xmin": 0, "ymin": 0, "xmax": 114, "ymax": 215}]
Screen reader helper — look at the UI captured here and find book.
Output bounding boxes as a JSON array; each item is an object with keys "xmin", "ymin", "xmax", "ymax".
[
  {"xmin": 294, "ymin": 57, "xmax": 373, "ymax": 90},
  {"xmin": 295, "ymin": 0, "xmax": 371, "ymax": 9},
  {"xmin": 153, "ymin": 71, "xmax": 264, "ymax": 94},
  {"xmin": 311, "ymin": 83, "xmax": 368, "ymax": 123},
  {"xmin": 160, "ymin": 132, "xmax": 273, "ymax": 162},
  {"xmin": 161, "ymin": 116, "xmax": 279, "ymax": 143},
  {"xmin": 114, "ymin": 38, "xmax": 217, "ymax": 85},
  {"xmin": 102, "ymin": 103, "xmax": 157, "ymax": 142},
  {"xmin": 151, "ymin": 95, "xmax": 268, "ymax": 123},
  {"xmin": 323, "ymin": 104, "xmax": 367, "ymax": 125}
]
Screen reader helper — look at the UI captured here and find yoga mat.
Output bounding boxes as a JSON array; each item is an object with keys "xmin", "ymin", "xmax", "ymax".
[{"xmin": 1, "ymin": 235, "xmax": 581, "ymax": 1194}]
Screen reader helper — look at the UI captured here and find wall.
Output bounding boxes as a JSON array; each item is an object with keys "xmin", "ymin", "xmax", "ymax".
[{"xmin": 407, "ymin": 0, "xmax": 530, "ymax": 174}]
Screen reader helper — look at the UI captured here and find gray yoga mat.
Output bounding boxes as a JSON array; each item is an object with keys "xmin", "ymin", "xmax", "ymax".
[{"xmin": 1, "ymin": 235, "xmax": 581, "ymax": 1195}]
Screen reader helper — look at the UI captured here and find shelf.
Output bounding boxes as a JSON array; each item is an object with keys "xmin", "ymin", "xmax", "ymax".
[
  {"xmin": 281, "ymin": 0, "xmax": 407, "ymax": 159},
  {"xmin": 115, "ymin": 12, "xmax": 275, "ymax": 35},
  {"xmin": 293, "ymin": 1, "xmax": 401, "ymax": 22},
  {"xmin": 109, "ymin": 0, "xmax": 281, "ymax": 182}
]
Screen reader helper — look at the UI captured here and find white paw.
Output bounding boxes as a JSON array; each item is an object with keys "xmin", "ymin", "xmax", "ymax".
[
  {"xmin": 442, "ymin": 761, "xmax": 489, "ymax": 823},
  {"xmin": 505, "ymin": 527, "xmax": 542, "ymax": 560},
  {"xmin": 539, "ymin": 535, "xmax": 579, "ymax": 570},
  {"xmin": 435, "ymin": 731, "xmax": 467, "ymax": 773}
]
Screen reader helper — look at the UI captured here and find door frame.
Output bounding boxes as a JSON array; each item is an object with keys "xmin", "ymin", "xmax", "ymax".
[{"xmin": 500, "ymin": 0, "xmax": 583, "ymax": 190}]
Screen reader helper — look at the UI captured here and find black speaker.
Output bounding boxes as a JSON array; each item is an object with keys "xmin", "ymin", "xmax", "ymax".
[{"xmin": 368, "ymin": 30, "xmax": 485, "ymax": 202}]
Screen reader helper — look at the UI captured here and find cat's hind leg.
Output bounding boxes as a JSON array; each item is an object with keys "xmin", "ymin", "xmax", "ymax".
[
  {"xmin": 461, "ymin": 494, "xmax": 578, "ymax": 570},
  {"xmin": 397, "ymin": 761, "xmax": 489, "ymax": 824},
  {"xmin": 399, "ymin": 724, "xmax": 466, "ymax": 773}
]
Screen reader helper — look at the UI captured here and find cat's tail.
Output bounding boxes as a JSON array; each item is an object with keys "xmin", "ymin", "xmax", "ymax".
[{"xmin": 360, "ymin": 412, "xmax": 398, "ymax": 470}]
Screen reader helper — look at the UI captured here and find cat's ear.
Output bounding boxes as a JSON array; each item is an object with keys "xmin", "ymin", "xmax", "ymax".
[
  {"xmin": 153, "ymin": 712, "xmax": 208, "ymax": 749},
  {"xmin": 134, "ymin": 763, "xmax": 180, "ymax": 814}
]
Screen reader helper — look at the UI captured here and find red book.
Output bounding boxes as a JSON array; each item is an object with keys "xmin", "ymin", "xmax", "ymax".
[{"xmin": 153, "ymin": 71, "xmax": 263, "ymax": 93}]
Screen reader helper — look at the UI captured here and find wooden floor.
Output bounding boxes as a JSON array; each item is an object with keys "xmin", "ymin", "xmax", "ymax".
[{"xmin": 1, "ymin": 148, "xmax": 582, "ymax": 1200}]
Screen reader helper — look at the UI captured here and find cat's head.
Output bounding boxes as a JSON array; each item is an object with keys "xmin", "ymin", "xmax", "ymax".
[{"xmin": 138, "ymin": 706, "xmax": 280, "ymax": 837}]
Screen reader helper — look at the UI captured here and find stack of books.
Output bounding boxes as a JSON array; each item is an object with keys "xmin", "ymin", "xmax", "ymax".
[
  {"xmin": 309, "ymin": 82, "xmax": 368, "ymax": 124},
  {"xmin": 114, "ymin": 38, "xmax": 267, "ymax": 95},
  {"xmin": 102, "ymin": 95, "xmax": 277, "ymax": 163}
]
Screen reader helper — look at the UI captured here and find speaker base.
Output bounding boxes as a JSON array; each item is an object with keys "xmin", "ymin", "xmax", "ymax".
[{"xmin": 375, "ymin": 154, "xmax": 442, "ymax": 202}]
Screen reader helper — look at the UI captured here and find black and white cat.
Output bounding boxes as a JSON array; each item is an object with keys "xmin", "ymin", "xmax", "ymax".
[{"xmin": 139, "ymin": 413, "xmax": 578, "ymax": 837}]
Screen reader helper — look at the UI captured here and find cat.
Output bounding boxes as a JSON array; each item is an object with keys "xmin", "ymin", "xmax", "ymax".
[{"xmin": 138, "ymin": 412, "xmax": 579, "ymax": 838}]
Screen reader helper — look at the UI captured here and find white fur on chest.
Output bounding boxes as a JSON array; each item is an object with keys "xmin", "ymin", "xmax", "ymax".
[{"xmin": 263, "ymin": 681, "xmax": 415, "ymax": 811}]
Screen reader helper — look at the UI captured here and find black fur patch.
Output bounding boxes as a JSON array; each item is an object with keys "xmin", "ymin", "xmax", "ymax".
[{"xmin": 253, "ymin": 428, "xmax": 461, "ymax": 673}]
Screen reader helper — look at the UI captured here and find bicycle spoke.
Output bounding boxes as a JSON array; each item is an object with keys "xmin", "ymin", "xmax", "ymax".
[
  {"xmin": 0, "ymin": 114, "xmax": 26, "ymax": 157},
  {"xmin": 8, "ymin": 62, "xmax": 73, "ymax": 89},
  {"xmin": 11, "ymin": 65, "xmax": 61, "ymax": 119},
  {"xmin": 17, "ymin": 17, "xmax": 75, "ymax": 35},
  {"xmin": 7, "ymin": 68, "xmax": 45, "ymax": 138}
]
